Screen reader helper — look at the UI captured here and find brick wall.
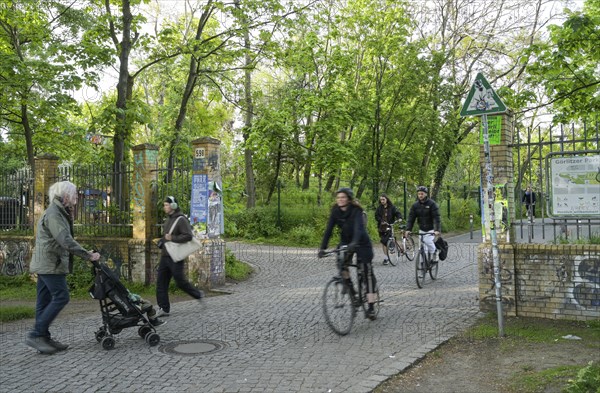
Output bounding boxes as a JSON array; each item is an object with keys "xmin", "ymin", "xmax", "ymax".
[{"xmin": 479, "ymin": 243, "xmax": 600, "ymax": 321}]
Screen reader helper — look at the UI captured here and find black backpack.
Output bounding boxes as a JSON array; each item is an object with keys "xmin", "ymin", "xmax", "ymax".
[{"xmin": 435, "ymin": 237, "xmax": 449, "ymax": 261}]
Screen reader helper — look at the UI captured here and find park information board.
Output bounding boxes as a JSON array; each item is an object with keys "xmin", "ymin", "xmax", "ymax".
[{"xmin": 550, "ymin": 154, "xmax": 600, "ymax": 217}]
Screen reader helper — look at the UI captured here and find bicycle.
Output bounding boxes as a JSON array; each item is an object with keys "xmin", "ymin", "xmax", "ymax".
[
  {"xmin": 320, "ymin": 246, "xmax": 381, "ymax": 336},
  {"xmin": 412, "ymin": 232, "xmax": 439, "ymax": 289},
  {"xmin": 383, "ymin": 220, "xmax": 416, "ymax": 266}
]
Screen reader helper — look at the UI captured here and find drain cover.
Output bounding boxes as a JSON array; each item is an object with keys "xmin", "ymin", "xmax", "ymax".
[{"xmin": 159, "ymin": 339, "xmax": 227, "ymax": 356}]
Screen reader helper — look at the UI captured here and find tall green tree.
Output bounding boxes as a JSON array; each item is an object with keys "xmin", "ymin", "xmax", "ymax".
[
  {"xmin": 0, "ymin": 0, "xmax": 107, "ymax": 167},
  {"xmin": 526, "ymin": 0, "xmax": 600, "ymax": 122}
]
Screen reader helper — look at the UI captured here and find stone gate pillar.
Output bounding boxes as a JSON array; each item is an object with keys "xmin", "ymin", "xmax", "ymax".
[
  {"xmin": 478, "ymin": 112, "xmax": 517, "ymax": 316},
  {"xmin": 131, "ymin": 144, "xmax": 159, "ymax": 283},
  {"xmin": 33, "ymin": 154, "xmax": 60, "ymax": 236},
  {"xmin": 188, "ymin": 137, "xmax": 225, "ymax": 288}
]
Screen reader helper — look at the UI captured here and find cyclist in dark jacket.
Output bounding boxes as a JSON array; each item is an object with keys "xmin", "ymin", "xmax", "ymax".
[
  {"xmin": 375, "ymin": 194, "xmax": 403, "ymax": 265},
  {"xmin": 406, "ymin": 186, "xmax": 441, "ymax": 262},
  {"xmin": 318, "ymin": 188, "xmax": 378, "ymax": 320}
]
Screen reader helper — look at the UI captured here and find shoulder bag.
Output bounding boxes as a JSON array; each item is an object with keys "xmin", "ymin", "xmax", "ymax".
[{"xmin": 164, "ymin": 216, "xmax": 202, "ymax": 262}]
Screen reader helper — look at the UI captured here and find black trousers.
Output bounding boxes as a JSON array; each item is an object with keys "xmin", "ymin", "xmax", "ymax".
[{"xmin": 156, "ymin": 255, "xmax": 203, "ymax": 313}]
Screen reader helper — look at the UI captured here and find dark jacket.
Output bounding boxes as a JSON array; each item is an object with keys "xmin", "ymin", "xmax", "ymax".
[
  {"xmin": 30, "ymin": 197, "xmax": 92, "ymax": 274},
  {"xmin": 375, "ymin": 203, "xmax": 403, "ymax": 230},
  {"xmin": 161, "ymin": 210, "xmax": 193, "ymax": 257},
  {"xmin": 522, "ymin": 191, "xmax": 536, "ymax": 205},
  {"xmin": 320, "ymin": 204, "xmax": 373, "ymax": 261},
  {"xmin": 406, "ymin": 197, "xmax": 441, "ymax": 232}
]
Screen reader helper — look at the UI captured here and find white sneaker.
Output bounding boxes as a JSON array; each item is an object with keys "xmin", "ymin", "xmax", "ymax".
[{"xmin": 156, "ymin": 308, "xmax": 170, "ymax": 317}]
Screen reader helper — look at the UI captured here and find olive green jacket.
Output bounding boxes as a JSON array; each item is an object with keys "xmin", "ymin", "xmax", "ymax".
[{"xmin": 30, "ymin": 197, "xmax": 92, "ymax": 274}]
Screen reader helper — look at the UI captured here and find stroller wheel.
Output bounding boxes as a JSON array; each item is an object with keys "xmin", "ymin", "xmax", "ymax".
[
  {"xmin": 101, "ymin": 336, "xmax": 115, "ymax": 350},
  {"xmin": 145, "ymin": 332, "xmax": 160, "ymax": 347},
  {"xmin": 138, "ymin": 325, "xmax": 152, "ymax": 339},
  {"xmin": 95, "ymin": 327, "xmax": 108, "ymax": 343}
]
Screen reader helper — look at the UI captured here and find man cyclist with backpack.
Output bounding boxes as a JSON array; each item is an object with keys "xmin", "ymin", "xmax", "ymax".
[{"xmin": 405, "ymin": 186, "xmax": 441, "ymax": 264}]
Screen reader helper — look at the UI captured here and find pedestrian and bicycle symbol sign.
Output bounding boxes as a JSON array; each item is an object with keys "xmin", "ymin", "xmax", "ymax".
[{"xmin": 460, "ymin": 73, "xmax": 507, "ymax": 117}]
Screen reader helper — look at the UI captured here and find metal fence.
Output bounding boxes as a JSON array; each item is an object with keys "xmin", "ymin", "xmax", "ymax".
[
  {"xmin": 511, "ymin": 120, "xmax": 600, "ymax": 243},
  {"xmin": 0, "ymin": 167, "xmax": 33, "ymax": 233},
  {"xmin": 51, "ymin": 162, "xmax": 133, "ymax": 237}
]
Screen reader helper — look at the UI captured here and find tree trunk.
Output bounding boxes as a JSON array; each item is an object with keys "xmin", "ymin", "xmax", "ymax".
[{"xmin": 21, "ymin": 103, "xmax": 34, "ymax": 168}]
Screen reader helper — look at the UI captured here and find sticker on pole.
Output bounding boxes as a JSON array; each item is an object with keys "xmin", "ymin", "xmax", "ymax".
[{"xmin": 460, "ymin": 73, "xmax": 507, "ymax": 117}]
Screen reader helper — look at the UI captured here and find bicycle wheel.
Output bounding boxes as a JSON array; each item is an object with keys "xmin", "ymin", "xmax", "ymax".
[
  {"xmin": 429, "ymin": 255, "xmax": 439, "ymax": 280},
  {"xmin": 387, "ymin": 238, "xmax": 400, "ymax": 266},
  {"xmin": 415, "ymin": 249, "xmax": 426, "ymax": 288},
  {"xmin": 403, "ymin": 236, "xmax": 416, "ymax": 261},
  {"xmin": 322, "ymin": 277, "xmax": 355, "ymax": 336}
]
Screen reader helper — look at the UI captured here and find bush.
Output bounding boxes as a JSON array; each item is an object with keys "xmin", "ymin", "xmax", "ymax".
[{"xmin": 564, "ymin": 361, "xmax": 600, "ymax": 393}]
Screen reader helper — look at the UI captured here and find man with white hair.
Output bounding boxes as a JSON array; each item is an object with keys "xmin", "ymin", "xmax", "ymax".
[{"xmin": 26, "ymin": 181, "xmax": 100, "ymax": 354}]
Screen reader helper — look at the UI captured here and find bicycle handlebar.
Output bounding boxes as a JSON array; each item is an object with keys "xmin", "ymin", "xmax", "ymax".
[{"xmin": 319, "ymin": 245, "xmax": 348, "ymax": 258}]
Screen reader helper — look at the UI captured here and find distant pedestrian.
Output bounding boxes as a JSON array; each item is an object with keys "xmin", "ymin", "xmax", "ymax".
[
  {"xmin": 26, "ymin": 181, "xmax": 101, "ymax": 355},
  {"xmin": 522, "ymin": 186, "xmax": 536, "ymax": 218},
  {"xmin": 155, "ymin": 196, "xmax": 204, "ymax": 317}
]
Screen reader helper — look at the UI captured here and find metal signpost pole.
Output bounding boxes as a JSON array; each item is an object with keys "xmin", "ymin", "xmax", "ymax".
[
  {"xmin": 461, "ymin": 73, "xmax": 507, "ymax": 337},
  {"xmin": 481, "ymin": 114, "xmax": 505, "ymax": 337}
]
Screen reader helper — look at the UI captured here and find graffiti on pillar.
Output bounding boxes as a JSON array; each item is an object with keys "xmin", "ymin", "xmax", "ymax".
[
  {"xmin": 133, "ymin": 151, "xmax": 146, "ymax": 214},
  {"xmin": 567, "ymin": 255, "xmax": 599, "ymax": 310},
  {"xmin": 480, "ymin": 247, "xmax": 514, "ymax": 306},
  {"xmin": 210, "ymin": 241, "xmax": 224, "ymax": 280},
  {"xmin": 0, "ymin": 240, "xmax": 30, "ymax": 276},
  {"xmin": 208, "ymin": 152, "xmax": 219, "ymax": 172}
]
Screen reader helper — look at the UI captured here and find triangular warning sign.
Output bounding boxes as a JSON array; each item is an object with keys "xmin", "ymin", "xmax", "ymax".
[{"xmin": 460, "ymin": 73, "xmax": 507, "ymax": 117}]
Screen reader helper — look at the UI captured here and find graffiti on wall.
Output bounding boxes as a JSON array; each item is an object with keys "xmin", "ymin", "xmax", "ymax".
[
  {"xmin": 480, "ymin": 247, "xmax": 514, "ymax": 306},
  {"xmin": 516, "ymin": 253, "xmax": 599, "ymax": 313},
  {"xmin": 0, "ymin": 240, "xmax": 30, "ymax": 276},
  {"xmin": 568, "ymin": 255, "xmax": 599, "ymax": 310}
]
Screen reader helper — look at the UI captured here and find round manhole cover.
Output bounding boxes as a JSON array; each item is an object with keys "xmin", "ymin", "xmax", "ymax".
[{"xmin": 159, "ymin": 339, "xmax": 227, "ymax": 356}]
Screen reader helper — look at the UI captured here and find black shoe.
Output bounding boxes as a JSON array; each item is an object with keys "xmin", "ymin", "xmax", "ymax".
[
  {"xmin": 25, "ymin": 336, "xmax": 58, "ymax": 354},
  {"xmin": 197, "ymin": 290, "xmax": 205, "ymax": 300},
  {"xmin": 47, "ymin": 338, "xmax": 69, "ymax": 351},
  {"xmin": 352, "ymin": 296, "xmax": 362, "ymax": 308},
  {"xmin": 382, "ymin": 259, "xmax": 389, "ymax": 265},
  {"xmin": 150, "ymin": 318, "xmax": 166, "ymax": 327},
  {"xmin": 366, "ymin": 310, "xmax": 377, "ymax": 321}
]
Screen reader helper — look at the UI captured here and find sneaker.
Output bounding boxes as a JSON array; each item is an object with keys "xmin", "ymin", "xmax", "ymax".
[
  {"xmin": 352, "ymin": 296, "xmax": 362, "ymax": 308},
  {"xmin": 47, "ymin": 338, "xmax": 69, "ymax": 351},
  {"xmin": 150, "ymin": 318, "xmax": 167, "ymax": 327},
  {"xmin": 156, "ymin": 308, "xmax": 170, "ymax": 317},
  {"xmin": 366, "ymin": 309, "xmax": 377, "ymax": 321},
  {"xmin": 25, "ymin": 336, "xmax": 58, "ymax": 355},
  {"xmin": 383, "ymin": 259, "xmax": 389, "ymax": 265}
]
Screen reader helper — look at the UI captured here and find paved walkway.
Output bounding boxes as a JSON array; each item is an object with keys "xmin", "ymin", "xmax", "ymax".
[{"xmin": 0, "ymin": 239, "xmax": 481, "ymax": 393}]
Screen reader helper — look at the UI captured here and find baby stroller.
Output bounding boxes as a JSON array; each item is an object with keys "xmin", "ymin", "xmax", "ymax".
[{"xmin": 89, "ymin": 259, "xmax": 161, "ymax": 350}]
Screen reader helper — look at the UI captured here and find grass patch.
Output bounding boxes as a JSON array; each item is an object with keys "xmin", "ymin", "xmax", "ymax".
[
  {"xmin": 225, "ymin": 249, "xmax": 253, "ymax": 281},
  {"xmin": 0, "ymin": 305, "xmax": 35, "ymax": 322},
  {"xmin": 464, "ymin": 313, "xmax": 600, "ymax": 343},
  {"xmin": 0, "ymin": 273, "xmax": 37, "ymax": 300},
  {"xmin": 508, "ymin": 365, "xmax": 582, "ymax": 393}
]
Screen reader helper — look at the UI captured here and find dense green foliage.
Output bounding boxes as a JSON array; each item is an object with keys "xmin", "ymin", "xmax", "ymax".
[{"xmin": 1, "ymin": 0, "xmax": 598, "ymax": 218}]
